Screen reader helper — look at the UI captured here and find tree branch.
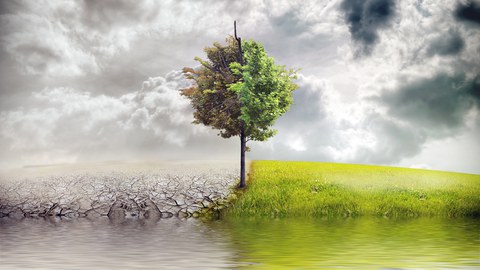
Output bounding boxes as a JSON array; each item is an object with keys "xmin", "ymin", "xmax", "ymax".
[
  {"xmin": 218, "ymin": 51, "xmax": 229, "ymax": 71},
  {"xmin": 195, "ymin": 57, "xmax": 229, "ymax": 80},
  {"xmin": 234, "ymin": 21, "xmax": 243, "ymax": 65}
]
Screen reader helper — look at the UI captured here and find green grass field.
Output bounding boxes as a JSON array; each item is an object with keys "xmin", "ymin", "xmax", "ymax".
[{"xmin": 225, "ymin": 161, "xmax": 480, "ymax": 217}]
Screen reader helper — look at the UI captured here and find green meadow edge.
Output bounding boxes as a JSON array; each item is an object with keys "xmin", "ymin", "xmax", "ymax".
[{"xmin": 223, "ymin": 160, "xmax": 480, "ymax": 218}]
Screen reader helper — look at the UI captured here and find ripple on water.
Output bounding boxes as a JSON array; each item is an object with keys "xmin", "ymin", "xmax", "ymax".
[{"xmin": 1, "ymin": 217, "xmax": 479, "ymax": 270}]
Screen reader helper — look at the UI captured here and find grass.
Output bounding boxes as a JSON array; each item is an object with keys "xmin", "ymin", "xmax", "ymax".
[{"xmin": 225, "ymin": 160, "xmax": 480, "ymax": 217}]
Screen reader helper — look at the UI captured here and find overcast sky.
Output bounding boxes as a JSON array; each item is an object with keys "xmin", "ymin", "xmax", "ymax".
[{"xmin": 0, "ymin": 0, "xmax": 479, "ymax": 173}]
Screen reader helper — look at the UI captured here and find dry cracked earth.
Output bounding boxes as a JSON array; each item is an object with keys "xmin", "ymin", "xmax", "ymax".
[{"xmin": 0, "ymin": 161, "xmax": 239, "ymax": 222}]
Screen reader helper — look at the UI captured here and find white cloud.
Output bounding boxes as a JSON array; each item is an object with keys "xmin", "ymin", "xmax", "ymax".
[
  {"xmin": 251, "ymin": 71, "xmax": 480, "ymax": 173},
  {"xmin": 1, "ymin": 67, "xmax": 478, "ymax": 173},
  {"xmin": 0, "ymin": 0, "xmax": 479, "ymax": 174},
  {"xmin": 399, "ymin": 123, "xmax": 480, "ymax": 174},
  {"xmin": 0, "ymin": 70, "xmax": 237, "ymax": 168},
  {"xmin": 0, "ymin": 11, "xmax": 99, "ymax": 76},
  {"xmin": 288, "ymin": 136, "xmax": 307, "ymax": 152}
]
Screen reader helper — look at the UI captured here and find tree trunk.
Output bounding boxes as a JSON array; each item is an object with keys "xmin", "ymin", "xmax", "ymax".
[
  {"xmin": 239, "ymin": 127, "xmax": 246, "ymax": 188},
  {"xmin": 235, "ymin": 20, "xmax": 246, "ymax": 188}
]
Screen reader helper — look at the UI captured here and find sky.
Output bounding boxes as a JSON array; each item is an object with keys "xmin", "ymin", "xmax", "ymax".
[{"xmin": 0, "ymin": 0, "xmax": 479, "ymax": 174}]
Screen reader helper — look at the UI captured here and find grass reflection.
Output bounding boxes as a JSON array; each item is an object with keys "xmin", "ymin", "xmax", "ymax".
[{"xmin": 208, "ymin": 217, "xmax": 480, "ymax": 269}]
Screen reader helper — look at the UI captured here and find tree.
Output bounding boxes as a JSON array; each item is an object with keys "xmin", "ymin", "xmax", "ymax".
[{"xmin": 182, "ymin": 22, "xmax": 297, "ymax": 188}]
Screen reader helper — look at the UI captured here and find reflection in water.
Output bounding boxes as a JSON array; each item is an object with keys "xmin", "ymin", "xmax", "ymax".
[
  {"xmin": 213, "ymin": 217, "xmax": 480, "ymax": 270},
  {"xmin": 1, "ymin": 217, "xmax": 479, "ymax": 269},
  {"xmin": 0, "ymin": 217, "xmax": 237, "ymax": 270}
]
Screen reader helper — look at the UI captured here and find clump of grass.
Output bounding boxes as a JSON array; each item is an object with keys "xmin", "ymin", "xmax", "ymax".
[{"xmin": 225, "ymin": 161, "xmax": 480, "ymax": 217}]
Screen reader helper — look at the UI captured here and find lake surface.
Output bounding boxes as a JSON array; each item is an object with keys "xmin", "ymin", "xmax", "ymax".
[{"xmin": 1, "ymin": 217, "xmax": 479, "ymax": 270}]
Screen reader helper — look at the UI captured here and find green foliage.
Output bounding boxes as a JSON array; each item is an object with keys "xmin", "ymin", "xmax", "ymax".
[
  {"xmin": 229, "ymin": 40, "xmax": 297, "ymax": 141},
  {"xmin": 183, "ymin": 37, "xmax": 297, "ymax": 142},
  {"xmin": 225, "ymin": 161, "xmax": 480, "ymax": 217}
]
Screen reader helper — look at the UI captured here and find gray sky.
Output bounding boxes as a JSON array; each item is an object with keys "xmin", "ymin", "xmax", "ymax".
[{"xmin": 0, "ymin": 0, "xmax": 479, "ymax": 174}]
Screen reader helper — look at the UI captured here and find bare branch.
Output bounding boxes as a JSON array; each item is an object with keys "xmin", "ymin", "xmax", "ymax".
[
  {"xmin": 195, "ymin": 56, "xmax": 230, "ymax": 80},
  {"xmin": 234, "ymin": 21, "xmax": 243, "ymax": 65}
]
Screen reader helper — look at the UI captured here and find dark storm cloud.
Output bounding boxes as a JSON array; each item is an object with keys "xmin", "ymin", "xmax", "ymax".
[
  {"xmin": 454, "ymin": 0, "xmax": 480, "ymax": 25},
  {"xmin": 469, "ymin": 75, "xmax": 480, "ymax": 100},
  {"xmin": 427, "ymin": 30, "xmax": 465, "ymax": 56},
  {"xmin": 0, "ymin": 1, "xmax": 13, "ymax": 15},
  {"xmin": 358, "ymin": 73, "xmax": 480, "ymax": 165},
  {"xmin": 340, "ymin": 0, "xmax": 396, "ymax": 55},
  {"xmin": 379, "ymin": 73, "xmax": 479, "ymax": 134},
  {"xmin": 0, "ymin": 1, "xmax": 28, "ymax": 16}
]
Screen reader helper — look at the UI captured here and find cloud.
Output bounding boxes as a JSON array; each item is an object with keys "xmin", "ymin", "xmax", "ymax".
[
  {"xmin": 0, "ymin": 22, "xmax": 98, "ymax": 76},
  {"xmin": 0, "ymin": 0, "xmax": 267, "ymax": 96},
  {"xmin": 414, "ymin": 0, "xmax": 432, "ymax": 17},
  {"xmin": 0, "ymin": 70, "xmax": 236, "ymax": 167},
  {"xmin": 378, "ymin": 73, "xmax": 479, "ymax": 134},
  {"xmin": 252, "ymin": 72, "xmax": 480, "ymax": 170},
  {"xmin": 351, "ymin": 72, "xmax": 480, "ymax": 165},
  {"xmin": 1, "ymin": 69, "xmax": 478, "ymax": 173},
  {"xmin": 0, "ymin": 1, "xmax": 99, "ymax": 76},
  {"xmin": 470, "ymin": 75, "xmax": 480, "ymax": 100},
  {"xmin": 269, "ymin": 9, "xmax": 314, "ymax": 37},
  {"xmin": 398, "ymin": 123, "xmax": 480, "ymax": 173},
  {"xmin": 81, "ymin": 0, "xmax": 161, "ymax": 32},
  {"xmin": 426, "ymin": 30, "xmax": 465, "ymax": 56},
  {"xmin": 352, "ymin": 113, "xmax": 426, "ymax": 164},
  {"xmin": 251, "ymin": 74, "xmax": 378, "ymax": 163},
  {"xmin": 0, "ymin": 0, "xmax": 198, "ymax": 78},
  {"xmin": 249, "ymin": 74, "xmax": 332, "ymax": 161},
  {"xmin": 0, "ymin": 0, "xmax": 479, "ymax": 174},
  {"xmin": 340, "ymin": 0, "xmax": 396, "ymax": 55},
  {"xmin": 331, "ymin": 72, "xmax": 479, "ymax": 165},
  {"xmin": 454, "ymin": 0, "xmax": 480, "ymax": 25}
]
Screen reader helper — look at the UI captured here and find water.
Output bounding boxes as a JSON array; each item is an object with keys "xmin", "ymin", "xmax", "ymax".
[{"xmin": 1, "ymin": 217, "xmax": 479, "ymax": 269}]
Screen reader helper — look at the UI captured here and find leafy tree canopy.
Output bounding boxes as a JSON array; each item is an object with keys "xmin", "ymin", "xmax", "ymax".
[
  {"xmin": 182, "ymin": 37, "xmax": 297, "ymax": 142},
  {"xmin": 182, "ymin": 36, "xmax": 242, "ymax": 138},
  {"xmin": 229, "ymin": 40, "xmax": 298, "ymax": 141}
]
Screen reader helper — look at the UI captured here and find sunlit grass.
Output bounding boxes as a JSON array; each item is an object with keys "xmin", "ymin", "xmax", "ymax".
[{"xmin": 225, "ymin": 161, "xmax": 480, "ymax": 217}]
